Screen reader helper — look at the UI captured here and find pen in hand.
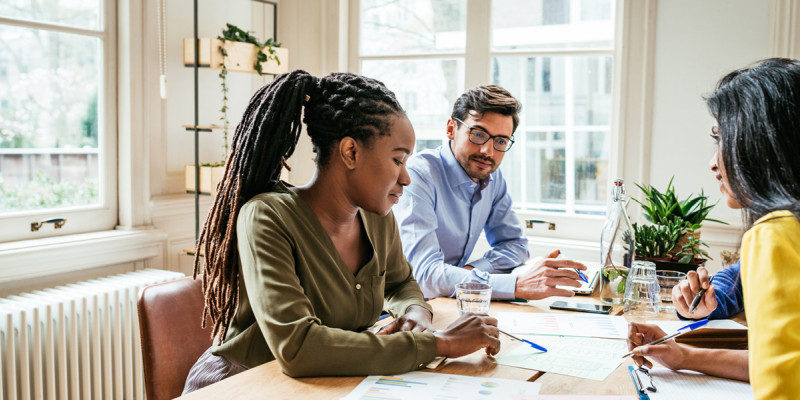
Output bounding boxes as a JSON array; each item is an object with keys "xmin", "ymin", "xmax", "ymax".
[
  {"xmin": 621, "ymin": 319, "xmax": 709, "ymax": 358},
  {"xmin": 688, "ymin": 275, "xmax": 714, "ymax": 314},
  {"xmin": 556, "ymin": 250, "xmax": 588, "ymax": 283},
  {"xmin": 499, "ymin": 329, "xmax": 548, "ymax": 352}
]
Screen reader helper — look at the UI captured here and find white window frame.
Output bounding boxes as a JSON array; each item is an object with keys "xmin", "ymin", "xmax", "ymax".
[
  {"xmin": 349, "ymin": 0, "xmax": 656, "ymax": 243},
  {"xmin": 0, "ymin": 3, "xmax": 118, "ymax": 243}
]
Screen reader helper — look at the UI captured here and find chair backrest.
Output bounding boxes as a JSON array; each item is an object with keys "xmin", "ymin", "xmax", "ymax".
[{"xmin": 138, "ymin": 276, "xmax": 212, "ymax": 400}]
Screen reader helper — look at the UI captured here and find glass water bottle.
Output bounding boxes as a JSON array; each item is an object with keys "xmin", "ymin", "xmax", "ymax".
[{"xmin": 599, "ymin": 179, "xmax": 636, "ymax": 305}]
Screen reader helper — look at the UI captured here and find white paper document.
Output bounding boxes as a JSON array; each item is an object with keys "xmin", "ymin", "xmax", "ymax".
[
  {"xmin": 646, "ymin": 367, "xmax": 753, "ymax": 399},
  {"xmin": 498, "ymin": 312, "xmax": 628, "ymax": 339},
  {"xmin": 496, "ymin": 335, "xmax": 628, "ymax": 381},
  {"xmin": 341, "ymin": 371, "xmax": 541, "ymax": 400},
  {"xmin": 647, "ymin": 319, "xmax": 747, "ymax": 332}
]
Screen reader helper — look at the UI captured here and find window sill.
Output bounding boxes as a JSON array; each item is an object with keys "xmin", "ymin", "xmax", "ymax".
[{"xmin": 0, "ymin": 229, "xmax": 167, "ymax": 284}]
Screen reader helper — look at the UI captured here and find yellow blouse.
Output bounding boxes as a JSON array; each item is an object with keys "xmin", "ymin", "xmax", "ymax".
[{"xmin": 741, "ymin": 210, "xmax": 800, "ymax": 400}]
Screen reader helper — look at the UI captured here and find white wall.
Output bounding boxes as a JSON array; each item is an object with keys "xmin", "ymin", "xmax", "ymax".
[{"xmin": 647, "ymin": 0, "xmax": 771, "ymax": 271}]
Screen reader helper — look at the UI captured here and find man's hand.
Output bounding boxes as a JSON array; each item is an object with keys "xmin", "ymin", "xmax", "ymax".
[
  {"xmin": 375, "ymin": 305, "xmax": 435, "ymax": 335},
  {"xmin": 673, "ymin": 266, "xmax": 717, "ymax": 319},
  {"xmin": 514, "ymin": 250, "xmax": 587, "ymax": 300}
]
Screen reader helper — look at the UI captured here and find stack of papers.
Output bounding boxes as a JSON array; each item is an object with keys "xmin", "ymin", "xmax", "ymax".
[{"xmin": 498, "ymin": 312, "xmax": 628, "ymax": 339}]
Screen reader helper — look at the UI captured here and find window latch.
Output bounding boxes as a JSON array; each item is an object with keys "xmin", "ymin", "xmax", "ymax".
[
  {"xmin": 31, "ymin": 218, "xmax": 67, "ymax": 232},
  {"xmin": 525, "ymin": 219, "xmax": 556, "ymax": 230}
]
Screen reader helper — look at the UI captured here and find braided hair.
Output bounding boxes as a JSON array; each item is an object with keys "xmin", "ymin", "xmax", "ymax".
[{"xmin": 193, "ymin": 70, "xmax": 404, "ymax": 342}]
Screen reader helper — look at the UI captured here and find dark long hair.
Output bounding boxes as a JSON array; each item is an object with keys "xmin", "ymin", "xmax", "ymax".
[
  {"xmin": 706, "ymin": 58, "xmax": 800, "ymax": 227},
  {"xmin": 193, "ymin": 70, "xmax": 404, "ymax": 342}
]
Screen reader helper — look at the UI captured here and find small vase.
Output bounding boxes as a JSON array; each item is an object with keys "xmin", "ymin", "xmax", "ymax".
[{"xmin": 600, "ymin": 265, "xmax": 630, "ymax": 305}]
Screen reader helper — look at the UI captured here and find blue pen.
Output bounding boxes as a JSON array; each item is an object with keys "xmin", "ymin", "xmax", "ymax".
[
  {"xmin": 499, "ymin": 329, "xmax": 548, "ymax": 352},
  {"xmin": 621, "ymin": 319, "xmax": 710, "ymax": 358},
  {"xmin": 628, "ymin": 366, "xmax": 650, "ymax": 400},
  {"xmin": 557, "ymin": 250, "xmax": 588, "ymax": 283}
]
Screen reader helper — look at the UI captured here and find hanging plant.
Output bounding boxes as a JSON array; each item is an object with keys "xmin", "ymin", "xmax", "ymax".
[{"xmin": 216, "ymin": 23, "xmax": 282, "ymax": 162}]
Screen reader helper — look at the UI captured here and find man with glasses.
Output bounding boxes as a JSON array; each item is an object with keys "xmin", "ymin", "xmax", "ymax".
[{"xmin": 394, "ymin": 85, "xmax": 587, "ymax": 301}]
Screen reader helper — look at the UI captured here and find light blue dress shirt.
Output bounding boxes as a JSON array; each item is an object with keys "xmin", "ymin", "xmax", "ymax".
[{"xmin": 394, "ymin": 143, "xmax": 529, "ymax": 300}]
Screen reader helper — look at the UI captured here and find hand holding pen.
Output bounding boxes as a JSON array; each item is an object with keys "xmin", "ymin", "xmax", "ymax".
[
  {"xmin": 513, "ymin": 250, "xmax": 588, "ymax": 300},
  {"xmin": 673, "ymin": 266, "xmax": 718, "ymax": 319},
  {"xmin": 624, "ymin": 320, "xmax": 709, "ymax": 370}
]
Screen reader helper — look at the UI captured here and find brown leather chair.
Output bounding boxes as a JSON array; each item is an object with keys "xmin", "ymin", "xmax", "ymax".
[{"xmin": 138, "ymin": 276, "xmax": 212, "ymax": 400}]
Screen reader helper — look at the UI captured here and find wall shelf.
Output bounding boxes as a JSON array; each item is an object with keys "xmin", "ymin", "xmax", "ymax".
[{"xmin": 183, "ymin": 38, "xmax": 289, "ymax": 75}]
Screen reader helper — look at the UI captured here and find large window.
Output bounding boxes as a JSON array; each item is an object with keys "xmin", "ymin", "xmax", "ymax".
[
  {"xmin": 0, "ymin": 0, "xmax": 116, "ymax": 242},
  {"xmin": 356, "ymin": 0, "xmax": 615, "ymax": 222}
]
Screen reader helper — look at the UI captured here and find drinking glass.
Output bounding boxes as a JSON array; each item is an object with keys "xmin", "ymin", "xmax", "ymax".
[
  {"xmin": 455, "ymin": 283, "xmax": 492, "ymax": 315},
  {"xmin": 622, "ymin": 261, "xmax": 660, "ymax": 317},
  {"xmin": 656, "ymin": 270, "xmax": 686, "ymax": 311}
]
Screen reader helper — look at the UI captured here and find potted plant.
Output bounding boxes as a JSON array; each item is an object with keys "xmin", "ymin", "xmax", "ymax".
[
  {"xmin": 631, "ymin": 177, "xmax": 727, "ymax": 272},
  {"xmin": 183, "ymin": 23, "xmax": 287, "ymax": 196}
]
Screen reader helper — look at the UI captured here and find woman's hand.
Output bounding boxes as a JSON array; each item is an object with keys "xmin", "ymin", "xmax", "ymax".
[
  {"xmin": 628, "ymin": 322, "xmax": 690, "ymax": 370},
  {"xmin": 433, "ymin": 314, "xmax": 501, "ymax": 358},
  {"xmin": 375, "ymin": 305, "xmax": 435, "ymax": 335},
  {"xmin": 673, "ymin": 266, "xmax": 717, "ymax": 319}
]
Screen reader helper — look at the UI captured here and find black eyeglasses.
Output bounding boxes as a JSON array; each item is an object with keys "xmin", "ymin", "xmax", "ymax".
[{"xmin": 453, "ymin": 117, "xmax": 515, "ymax": 152}]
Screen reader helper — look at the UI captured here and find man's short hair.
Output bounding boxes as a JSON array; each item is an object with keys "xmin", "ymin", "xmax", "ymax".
[{"xmin": 451, "ymin": 85, "xmax": 522, "ymax": 134}]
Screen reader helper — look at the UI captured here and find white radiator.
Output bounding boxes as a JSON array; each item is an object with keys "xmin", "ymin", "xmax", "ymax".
[{"xmin": 0, "ymin": 269, "xmax": 184, "ymax": 400}]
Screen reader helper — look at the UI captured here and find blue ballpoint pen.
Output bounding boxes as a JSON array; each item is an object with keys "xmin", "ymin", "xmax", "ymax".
[
  {"xmin": 499, "ymin": 329, "xmax": 548, "ymax": 352},
  {"xmin": 621, "ymin": 319, "xmax": 710, "ymax": 358},
  {"xmin": 557, "ymin": 250, "xmax": 588, "ymax": 283}
]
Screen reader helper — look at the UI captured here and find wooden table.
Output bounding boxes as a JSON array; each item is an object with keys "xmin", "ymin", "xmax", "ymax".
[{"xmin": 181, "ymin": 288, "xmax": 744, "ymax": 399}]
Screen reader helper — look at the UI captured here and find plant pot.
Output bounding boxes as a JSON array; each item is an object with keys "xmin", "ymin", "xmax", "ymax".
[
  {"xmin": 670, "ymin": 229, "xmax": 702, "ymax": 255},
  {"xmin": 183, "ymin": 38, "xmax": 289, "ymax": 75},
  {"xmin": 185, "ymin": 165, "xmax": 225, "ymax": 195},
  {"xmin": 635, "ymin": 256, "xmax": 706, "ymax": 274}
]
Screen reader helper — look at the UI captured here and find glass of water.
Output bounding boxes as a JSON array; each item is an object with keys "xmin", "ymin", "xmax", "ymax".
[
  {"xmin": 656, "ymin": 270, "xmax": 687, "ymax": 311},
  {"xmin": 623, "ymin": 261, "xmax": 660, "ymax": 317},
  {"xmin": 455, "ymin": 283, "xmax": 492, "ymax": 315}
]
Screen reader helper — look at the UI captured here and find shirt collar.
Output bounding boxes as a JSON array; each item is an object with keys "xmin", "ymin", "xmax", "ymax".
[{"xmin": 439, "ymin": 142, "xmax": 494, "ymax": 191}]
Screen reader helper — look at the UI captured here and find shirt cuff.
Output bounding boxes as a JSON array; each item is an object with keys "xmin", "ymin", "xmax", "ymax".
[{"xmin": 487, "ymin": 273, "xmax": 517, "ymax": 300}]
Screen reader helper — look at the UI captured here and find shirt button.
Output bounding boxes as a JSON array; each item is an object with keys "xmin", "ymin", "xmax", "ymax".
[{"xmin": 356, "ymin": 283, "xmax": 362, "ymax": 290}]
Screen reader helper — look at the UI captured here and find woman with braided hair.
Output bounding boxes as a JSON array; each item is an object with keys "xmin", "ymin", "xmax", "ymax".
[{"xmin": 182, "ymin": 70, "xmax": 500, "ymax": 393}]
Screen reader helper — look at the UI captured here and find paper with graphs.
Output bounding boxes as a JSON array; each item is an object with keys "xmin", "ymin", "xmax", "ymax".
[{"xmin": 496, "ymin": 335, "xmax": 628, "ymax": 381}]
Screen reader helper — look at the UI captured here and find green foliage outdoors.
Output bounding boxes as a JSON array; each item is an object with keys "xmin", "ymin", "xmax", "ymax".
[{"xmin": 0, "ymin": 171, "xmax": 98, "ymax": 212}]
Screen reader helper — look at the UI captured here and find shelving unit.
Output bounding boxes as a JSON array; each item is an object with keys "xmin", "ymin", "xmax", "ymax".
[{"xmin": 187, "ymin": 0, "xmax": 283, "ymax": 249}]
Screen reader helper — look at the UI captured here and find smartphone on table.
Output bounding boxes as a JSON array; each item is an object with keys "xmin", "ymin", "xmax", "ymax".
[{"xmin": 550, "ymin": 300, "xmax": 613, "ymax": 315}]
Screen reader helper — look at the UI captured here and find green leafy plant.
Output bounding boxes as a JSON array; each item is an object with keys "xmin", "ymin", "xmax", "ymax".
[
  {"xmin": 632, "ymin": 221, "xmax": 683, "ymax": 258},
  {"xmin": 676, "ymin": 230, "xmax": 712, "ymax": 263},
  {"xmin": 633, "ymin": 176, "xmax": 728, "ymax": 230},
  {"xmin": 601, "ymin": 267, "xmax": 630, "ymax": 294},
  {"xmin": 216, "ymin": 23, "xmax": 282, "ymax": 163},
  {"xmin": 633, "ymin": 177, "xmax": 726, "ymax": 263}
]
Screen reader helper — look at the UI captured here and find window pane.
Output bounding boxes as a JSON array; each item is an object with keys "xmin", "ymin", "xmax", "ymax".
[
  {"xmin": 0, "ymin": 25, "xmax": 101, "ymax": 214},
  {"xmin": 574, "ymin": 56, "xmax": 613, "ymax": 125},
  {"xmin": 0, "ymin": 0, "xmax": 101, "ymax": 30},
  {"xmin": 491, "ymin": 0, "xmax": 614, "ymax": 50},
  {"xmin": 360, "ymin": 0, "xmax": 467, "ymax": 56},
  {"xmin": 574, "ymin": 130, "xmax": 608, "ymax": 207},
  {"xmin": 494, "ymin": 56, "xmax": 566, "ymax": 126},
  {"xmin": 526, "ymin": 131, "xmax": 565, "ymax": 205},
  {"xmin": 362, "ymin": 58, "xmax": 464, "ymax": 152}
]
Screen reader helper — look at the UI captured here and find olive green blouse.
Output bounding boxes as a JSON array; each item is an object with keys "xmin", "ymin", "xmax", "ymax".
[{"xmin": 213, "ymin": 183, "xmax": 437, "ymax": 377}]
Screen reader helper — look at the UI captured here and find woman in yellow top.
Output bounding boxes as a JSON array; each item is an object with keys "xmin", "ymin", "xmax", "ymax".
[
  {"xmin": 183, "ymin": 71, "xmax": 501, "ymax": 393},
  {"xmin": 627, "ymin": 58, "xmax": 800, "ymax": 399}
]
